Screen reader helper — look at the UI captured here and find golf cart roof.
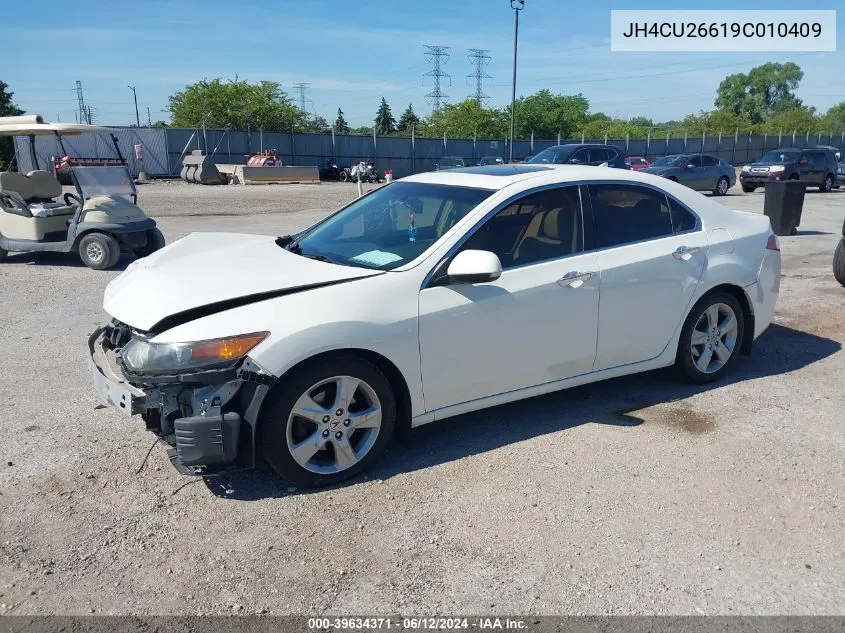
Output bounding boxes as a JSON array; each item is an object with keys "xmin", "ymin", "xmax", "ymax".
[{"xmin": 0, "ymin": 115, "xmax": 113, "ymax": 137}]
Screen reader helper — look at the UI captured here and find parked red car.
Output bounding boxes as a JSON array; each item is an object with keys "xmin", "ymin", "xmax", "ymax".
[{"xmin": 626, "ymin": 156, "xmax": 651, "ymax": 171}]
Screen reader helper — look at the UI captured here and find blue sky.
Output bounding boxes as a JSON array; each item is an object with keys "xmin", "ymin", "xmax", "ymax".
[{"xmin": 5, "ymin": 0, "xmax": 843, "ymax": 128}]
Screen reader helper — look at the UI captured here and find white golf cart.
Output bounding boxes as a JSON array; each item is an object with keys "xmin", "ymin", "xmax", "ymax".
[{"xmin": 0, "ymin": 115, "xmax": 164, "ymax": 270}]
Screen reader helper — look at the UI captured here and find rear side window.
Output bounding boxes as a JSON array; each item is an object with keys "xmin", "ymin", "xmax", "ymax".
[
  {"xmin": 588, "ymin": 184, "xmax": 673, "ymax": 248},
  {"xmin": 667, "ymin": 197, "xmax": 698, "ymax": 233},
  {"xmin": 591, "ymin": 148, "xmax": 614, "ymax": 163}
]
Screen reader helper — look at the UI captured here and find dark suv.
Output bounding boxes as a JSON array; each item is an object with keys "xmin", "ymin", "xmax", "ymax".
[
  {"xmin": 524, "ymin": 144, "xmax": 629, "ymax": 169},
  {"xmin": 740, "ymin": 148, "xmax": 839, "ymax": 193}
]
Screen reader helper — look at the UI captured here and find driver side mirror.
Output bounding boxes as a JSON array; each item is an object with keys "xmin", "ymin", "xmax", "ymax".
[
  {"xmin": 799, "ymin": 159, "xmax": 808, "ymax": 165},
  {"xmin": 446, "ymin": 250, "xmax": 502, "ymax": 284},
  {"xmin": 686, "ymin": 163, "xmax": 695, "ymax": 169},
  {"xmin": 568, "ymin": 158, "xmax": 581, "ymax": 164}
]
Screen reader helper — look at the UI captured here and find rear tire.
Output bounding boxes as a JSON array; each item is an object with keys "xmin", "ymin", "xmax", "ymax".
[
  {"xmin": 741, "ymin": 184, "xmax": 756, "ymax": 193},
  {"xmin": 834, "ymin": 239, "xmax": 845, "ymax": 287},
  {"xmin": 339, "ymin": 170, "xmax": 349, "ymax": 183},
  {"xmin": 675, "ymin": 291, "xmax": 745, "ymax": 384},
  {"xmin": 78, "ymin": 232, "xmax": 120, "ymax": 270},
  {"xmin": 819, "ymin": 174, "xmax": 834, "ymax": 192},
  {"xmin": 258, "ymin": 354, "xmax": 396, "ymax": 488},
  {"xmin": 134, "ymin": 228, "xmax": 165, "ymax": 258},
  {"xmin": 714, "ymin": 176, "xmax": 730, "ymax": 196}
]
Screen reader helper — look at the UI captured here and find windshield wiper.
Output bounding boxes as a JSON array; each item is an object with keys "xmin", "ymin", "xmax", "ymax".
[
  {"xmin": 276, "ymin": 235, "xmax": 302, "ymax": 254},
  {"xmin": 301, "ymin": 253, "xmax": 336, "ymax": 264}
]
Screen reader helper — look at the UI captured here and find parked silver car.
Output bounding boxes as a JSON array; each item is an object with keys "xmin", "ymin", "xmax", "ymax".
[{"xmin": 642, "ymin": 154, "xmax": 736, "ymax": 196}]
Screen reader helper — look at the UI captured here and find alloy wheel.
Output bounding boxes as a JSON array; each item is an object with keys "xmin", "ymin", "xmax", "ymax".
[
  {"xmin": 285, "ymin": 375, "xmax": 382, "ymax": 474},
  {"xmin": 85, "ymin": 242, "xmax": 105, "ymax": 263},
  {"xmin": 690, "ymin": 303, "xmax": 739, "ymax": 374},
  {"xmin": 717, "ymin": 178, "xmax": 729, "ymax": 195}
]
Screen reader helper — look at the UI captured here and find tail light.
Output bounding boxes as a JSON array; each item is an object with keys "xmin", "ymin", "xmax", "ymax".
[{"xmin": 766, "ymin": 234, "xmax": 780, "ymax": 251}]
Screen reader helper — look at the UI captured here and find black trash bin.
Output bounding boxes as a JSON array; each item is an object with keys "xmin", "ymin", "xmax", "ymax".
[{"xmin": 764, "ymin": 180, "xmax": 806, "ymax": 236}]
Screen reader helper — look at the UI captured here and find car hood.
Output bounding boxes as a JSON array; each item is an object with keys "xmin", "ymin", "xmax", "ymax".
[{"xmin": 103, "ymin": 232, "xmax": 382, "ymax": 331}]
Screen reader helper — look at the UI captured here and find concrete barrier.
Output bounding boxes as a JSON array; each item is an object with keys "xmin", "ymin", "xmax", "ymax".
[{"xmin": 240, "ymin": 165, "xmax": 320, "ymax": 185}]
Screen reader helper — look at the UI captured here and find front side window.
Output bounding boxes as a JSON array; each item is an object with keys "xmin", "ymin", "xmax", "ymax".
[
  {"xmin": 460, "ymin": 187, "xmax": 583, "ymax": 269},
  {"xmin": 569, "ymin": 149, "xmax": 590, "ymax": 164},
  {"xmin": 702, "ymin": 155, "xmax": 719, "ymax": 167},
  {"xmin": 688, "ymin": 156, "xmax": 703, "ymax": 168},
  {"xmin": 588, "ymin": 184, "xmax": 673, "ymax": 248},
  {"xmin": 291, "ymin": 182, "xmax": 494, "ymax": 270}
]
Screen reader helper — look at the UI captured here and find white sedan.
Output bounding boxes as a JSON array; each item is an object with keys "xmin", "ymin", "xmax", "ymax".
[{"xmin": 89, "ymin": 165, "xmax": 780, "ymax": 488}]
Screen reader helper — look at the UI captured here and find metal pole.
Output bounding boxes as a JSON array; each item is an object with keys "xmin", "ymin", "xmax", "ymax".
[
  {"xmin": 557, "ymin": 131, "xmax": 561, "ymax": 145},
  {"xmin": 27, "ymin": 135, "xmax": 39, "ymax": 170},
  {"xmin": 128, "ymin": 86, "xmax": 140, "ymax": 127},
  {"xmin": 411, "ymin": 125, "xmax": 415, "ymax": 174},
  {"xmin": 509, "ymin": 1, "xmax": 524, "ymax": 163}
]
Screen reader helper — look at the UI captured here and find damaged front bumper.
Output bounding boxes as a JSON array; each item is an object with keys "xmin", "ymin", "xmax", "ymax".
[{"xmin": 88, "ymin": 326, "xmax": 274, "ymax": 475}]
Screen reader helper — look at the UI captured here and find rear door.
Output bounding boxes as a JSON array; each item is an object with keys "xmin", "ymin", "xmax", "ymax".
[
  {"xmin": 585, "ymin": 183, "xmax": 708, "ymax": 371},
  {"xmin": 701, "ymin": 155, "xmax": 721, "ymax": 190}
]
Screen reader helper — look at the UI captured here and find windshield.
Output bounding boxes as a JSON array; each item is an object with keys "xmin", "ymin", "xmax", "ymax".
[
  {"xmin": 651, "ymin": 155, "xmax": 687, "ymax": 167},
  {"xmin": 290, "ymin": 182, "xmax": 494, "ymax": 270},
  {"xmin": 72, "ymin": 166, "xmax": 137, "ymax": 198},
  {"xmin": 759, "ymin": 150, "xmax": 800, "ymax": 164},
  {"xmin": 439, "ymin": 157, "xmax": 464, "ymax": 167},
  {"xmin": 524, "ymin": 147, "xmax": 574, "ymax": 164}
]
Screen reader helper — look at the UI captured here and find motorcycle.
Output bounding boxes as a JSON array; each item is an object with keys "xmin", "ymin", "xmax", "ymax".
[
  {"xmin": 320, "ymin": 159, "xmax": 346, "ymax": 181},
  {"xmin": 349, "ymin": 160, "xmax": 380, "ymax": 183}
]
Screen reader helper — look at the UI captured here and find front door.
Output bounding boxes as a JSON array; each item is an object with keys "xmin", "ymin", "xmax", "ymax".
[
  {"xmin": 585, "ymin": 183, "xmax": 707, "ymax": 371},
  {"xmin": 418, "ymin": 186, "xmax": 600, "ymax": 412}
]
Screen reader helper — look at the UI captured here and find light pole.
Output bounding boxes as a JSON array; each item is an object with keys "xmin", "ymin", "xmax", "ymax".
[
  {"xmin": 128, "ymin": 85, "xmax": 140, "ymax": 127},
  {"xmin": 509, "ymin": 0, "xmax": 524, "ymax": 163}
]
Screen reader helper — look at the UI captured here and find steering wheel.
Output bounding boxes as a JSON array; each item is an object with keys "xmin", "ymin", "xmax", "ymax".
[{"xmin": 64, "ymin": 192, "xmax": 82, "ymax": 207}]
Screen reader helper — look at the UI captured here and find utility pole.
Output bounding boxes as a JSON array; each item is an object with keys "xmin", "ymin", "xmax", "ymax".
[
  {"xmin": 423, "ymin": 45, "xmax": 451, "ymax": 112},
  {"xmin": 146, "ymin": 107, "xmax": 152, "ymax": 127},
  {"xmin": 509, "ymin": 0, "xmax": 525, "ymax": 163},
  {"xmin": 466, "ymin": 49, "xmax": 491, "ymax": 105},
  {"xmin": 128, "ymin": 85, "xmax": 140, "ymax": 127},
  {"xmin": 292, "ymin": 83, "xmax": 311, "ymax": 113}
]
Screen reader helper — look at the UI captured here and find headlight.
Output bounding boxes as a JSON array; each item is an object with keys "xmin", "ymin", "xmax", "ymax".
[
  {"xmin": 121, "ymin": 332, "xmax": 268, "ymax": 374},
  {"xmin": 769, "ymin": 165, "xmax": 785, "ymax": 173},
  {"xmin": 742, "ymin": 165, "xmax": 751, "ymax": 172}
]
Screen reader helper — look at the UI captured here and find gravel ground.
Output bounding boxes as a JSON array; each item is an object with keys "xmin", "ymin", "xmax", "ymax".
[{"xmin": 0, "ymin": 180, "xmax": 843, "ymax": 616}]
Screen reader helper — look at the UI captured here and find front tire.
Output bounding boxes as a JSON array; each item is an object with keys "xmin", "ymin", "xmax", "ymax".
[
  {"xmin": 834, "ymin": 239, "xmax": 845, "ymax": 287},
  {"xmin": 339, "ymin": 170, "xmax": 349, "ymax": 183},
  {"xmin": 741, "ymin": 184, "xmax": 756, "ymax": 193},
  {"xmin": 675, "ymin": 292, "xmax": 745, "ymax": 384},
  {"xmin": 259, "ymin": 355, "xmax": 396, "ymax": 488},
  {"xmin": 133, "ymin": 228, "xmax": 165, "ymax": 258},
  {"xmin": 714, "ymin": 176, "xmax": 730, "ymax": 196},
  {"xmin": 78, "ymin": 232, "xmax": 120, "ymax": 270}
]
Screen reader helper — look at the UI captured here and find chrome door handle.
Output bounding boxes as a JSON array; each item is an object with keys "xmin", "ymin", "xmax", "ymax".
[
  {"xmin": 672, "ymin": 246, "xmax": 700, "ymax": 261},
  {"xmin": 558, "ymin": 271, "xmax": 593, "ymax": 288}
]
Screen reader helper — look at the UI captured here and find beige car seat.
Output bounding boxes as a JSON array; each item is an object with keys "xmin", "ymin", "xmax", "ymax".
[
  {"xmin": 26, "ymin": 170, "xmax": 63, "ymax": 201},
  {"xmin": 513, "ymin": 205, "xmax": 579, "ymax": 265},
  {"xmin": 0, "ymin": 171, "xmax": 35, "ymax": 201}
]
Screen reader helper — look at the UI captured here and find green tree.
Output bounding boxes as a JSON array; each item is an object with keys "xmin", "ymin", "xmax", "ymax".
[
  {"xmin": 421, "ymin": 99, "xmax": 508, "ymax": 138},
  {"xmin": 507, "ymin": 90, "xmax": 591, "ymax": 139},
  {"xmin": 306, "ymin": 115, "xmax": 330, "ymax": 133},
  {"xmin": 820, "ymin": 102, "xmax": 845, "ymax": 133},
  {"xmin": 715, "ymin": 62, "xmax": 803, "ymax": 124},
  {"xmin": 763, "ymin": 106, "xmax": 821, "ymax": 134},
  {"xmin": 579, "ymin": 113, "xmax": 611, "ymax": 139},
  {"xmin": 374, "ymin": 97, "xmax": 396, "ymax": 135},
  {"xmin": 151, "ymin": 120, "xmax": 168, "ymax": 128},
  {"xmin": 677, "ymin": 110, "xmax": 756, "ymax": 136},
  {"xmin": 333, "ymin": 107, "xmax": 350, "ymax": 134},
  {"xmin": 397, "ymin": 103, "xmax": 420, "ymax": 134},
  {"xmin": 168, "ymin": 78, "xmax": 306, "ymax": 131},
  {"xmin": 352, "ymin": 125, "xmax": 373, "ymax": 135},
  {"xmin": 0, "ymin": 80, "xmax": 24, "ymax": 168}
]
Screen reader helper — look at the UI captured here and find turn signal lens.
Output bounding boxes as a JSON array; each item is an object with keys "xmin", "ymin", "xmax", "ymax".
[
  {"xmin": 766, "ymin": 235, "xmax": 780, "ymax": 251},
  {"xmin": 190, "ymin": 333, "xmax": 268, "ymax": 361}
]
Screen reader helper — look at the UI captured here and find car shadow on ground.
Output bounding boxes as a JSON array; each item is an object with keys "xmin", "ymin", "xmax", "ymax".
[
  {"xmin": 1, "ymin": 251, "xmax": 134, "ymax": 271},
  {"xmin": 206, "ymin": 323, "xmax": 840, "ymax": 500},
  {"xmin": 793, "ymin": 230, "xmax": 834, "ymax": 236}
]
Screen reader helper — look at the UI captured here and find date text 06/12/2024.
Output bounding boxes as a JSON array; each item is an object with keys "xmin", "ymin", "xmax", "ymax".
[{"xmin": 610, "ymin": 10, "xmax": 836, "ymax": 51}]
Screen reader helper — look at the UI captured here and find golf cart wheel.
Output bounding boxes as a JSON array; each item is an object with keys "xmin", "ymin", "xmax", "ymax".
[
  {"xmin": 834, "ymin": 239, "xmax": 845, "ymax": 287},
  {"xmin": 134, "ymin": 228, "xmax": 165, "ymax": 258},
  {"xmin": 675, "ymin": 291, "xmax": 745, "ymax": 384},
  {"xmin": 741, "ymin": 184, "xmax": 756, "ymax": 193},
  {"xmin": 339, "ymin": 170, "xmax": 349, "ymax": 183},
  {"xmin": 714, "ymin": 176, "xmax": 730, "ymax": 196},
  {"xmin": 819, "ymin": 174, "xmax": 834, "ymax": 193},
  {"xmin": 78, "ymin": 232, "xmax": 120, "ymax": 270},
  {"xmin": 258, "ymin": 354, "xmax": 396, "ymax": 488}
]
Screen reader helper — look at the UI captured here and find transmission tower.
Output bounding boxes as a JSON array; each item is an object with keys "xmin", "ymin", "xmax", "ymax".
[
  {"xmin": 466, "ymin": 49, "xmax": 491, "ymax": 105},
  {"xmin": 292, "ymin": 82, "xmax": 311, "ymax": 112},
  {"xmin": 423, "ymin": 45, "xmax": 451, "ymax": 111},
  {"xmin": 75, "ymin": 80, "xmax": 91, "ymax": 125}
]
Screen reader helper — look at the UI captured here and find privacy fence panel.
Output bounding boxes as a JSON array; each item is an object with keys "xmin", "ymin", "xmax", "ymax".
[{"xmin": 11, "ymin": 127, "xmax": 845, "ymax": 179}]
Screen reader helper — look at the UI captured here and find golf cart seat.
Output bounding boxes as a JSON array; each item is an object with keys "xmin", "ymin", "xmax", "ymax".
[{"xmin": 0, "ymin": 170, "xmax": 76, "ymax": 218}]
